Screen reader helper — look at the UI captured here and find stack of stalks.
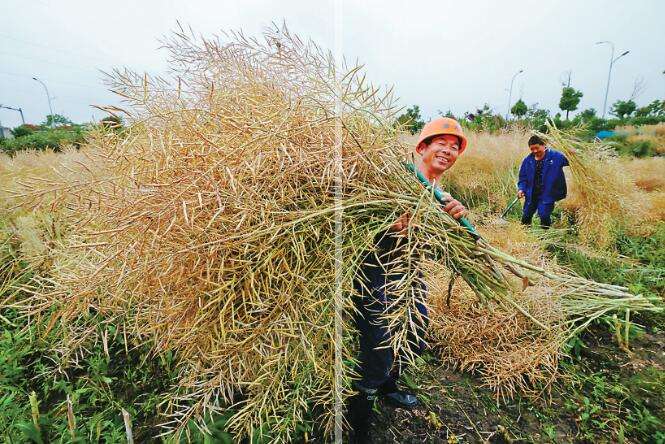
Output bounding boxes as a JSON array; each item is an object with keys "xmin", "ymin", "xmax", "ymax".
[
  {"xmin": 426, "ymin": 222, "xmax": 566, "ymax": 401},
  {"xmin": 426, "ymin": 220, "xmax": 653, "ymax": 399},
  {"xmin": 427, "ymin": 267, "xmax": 566, "ymax": 401},
  {"xmin": 542, "ymin": 125, "xmax": 648, "ymax": 247},
  {"xmin": 3, "ymin": 25, "xmax": 661, "ymax": 441}
]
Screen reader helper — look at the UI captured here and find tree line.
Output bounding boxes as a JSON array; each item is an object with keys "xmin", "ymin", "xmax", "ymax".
[{"xmin": 397, "ymin": 85, "xmax": 665, "ymax": 136}]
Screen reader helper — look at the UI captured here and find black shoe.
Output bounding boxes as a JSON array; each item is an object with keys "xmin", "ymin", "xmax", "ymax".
[
  {"xmin": 383, "ymin": 389, "xmax": 419, "ymax": 408},
  {"xmin": 348, "ymin": 385, "xmax": 377, "ymax": 443},
  {"xmin": 377, "ymin": 378, "xmax": 419, "ymax": 409}
]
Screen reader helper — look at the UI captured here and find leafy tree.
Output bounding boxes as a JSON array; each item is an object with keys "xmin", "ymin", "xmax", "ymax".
[
  {"xmin": 437, "ymin": 109, "xmax": 456, "ymax": 119},
  {"xmin": 464, "ymin": 104, "xmax": 492, "ymax": 122},
  {"xmin": 395, "ymin": 105, "xmax": 425, "ymax": 134},
  {"xmin": 510, "ymin": 99, "xmax": 528, "ymax": 118},
  {"xmin": 552, "ymin": 112, "xmax": 568, "ymax": 130},
  {"xmin": 559, "ymin": 86, "xmax": 583, "ymax": 120},
  {"xmin": 462, "ymin": 104, "xmax": 506, "ymax": 133},
  {"xmin": 10, "ymin": 124, "xmax": 39, "ymax": 138},
  {"xmin": 525, "ymin": 105, "xmax": 550, "ymax": 131},
  {"xmin": 634, "ymin": 100, "xmax": 664, "ymax": 118},
  {"xmin": 474, "ymin": 104, "xmax": 492, "ymax": 116},
  {"xmin": 42, "ymin": 114, "xmax": 73, "ymax": 127},
  {"xmin": 578, "ymin": 108, "xmax": 597, "ymax": 121},
  {"xmin": 610, "ymin": 100, "xmax": 637, "ymax": 119}
]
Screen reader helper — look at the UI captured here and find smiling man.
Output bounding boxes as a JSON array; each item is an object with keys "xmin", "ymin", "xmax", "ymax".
[
  {"xmin": 517, "ymin": 135, "xmax": 569, "ymax": 228},
  {"xmin": 348, "ymin": 117, "xmax": 468, "ymax": 442}
]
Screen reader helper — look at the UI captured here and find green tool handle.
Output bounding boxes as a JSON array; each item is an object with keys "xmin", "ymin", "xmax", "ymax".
[
  {"xmin": 404, "ymin": 163, "xmax": 480, "ymax": 240},
  {"xmin": 500, "ymin": 196, "xmax": 520, "ymax": 219}
]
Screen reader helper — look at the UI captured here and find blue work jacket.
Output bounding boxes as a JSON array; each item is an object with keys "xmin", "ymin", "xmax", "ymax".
[{"xmin": 517, "ymin": 148, "xmax": 569, "ymax": 205}]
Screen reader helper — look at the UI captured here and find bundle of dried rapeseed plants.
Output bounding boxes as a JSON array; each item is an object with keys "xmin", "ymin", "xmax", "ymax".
[
  {"xmin": 541, "ymin": 123, "xmax": 647, "ymax": 247},
  {"xmin": 4, "ymin": 24, "xmax": 660, "ymax": 441}
]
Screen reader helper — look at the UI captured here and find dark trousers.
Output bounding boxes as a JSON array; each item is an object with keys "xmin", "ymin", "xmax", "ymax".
[
  {"xmin": 521, "ymin": 194, "xmax": 555, "ymax": 228},
  {"xmin": 353, "ymin": 269, "xmax": 428, "ymax": 389},
  {"xmin": 348, "ymin": 266, "xmax": 428, "ymax": 441}
]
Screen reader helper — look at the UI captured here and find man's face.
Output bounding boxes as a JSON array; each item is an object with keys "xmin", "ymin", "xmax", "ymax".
[
  {"xmin": 529, "ymin": 143, "xmax": 546, "ymax": 158},
  {"xmin": 417, "ymin": 134, "xmax": 461, "ymax": 174}
]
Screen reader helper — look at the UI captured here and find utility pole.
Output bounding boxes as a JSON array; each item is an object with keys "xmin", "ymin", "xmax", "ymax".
[
  {"xmin": 506, "ymin": 69, "xmax": 524, "ymax": 120},
  {"xmin": 0, "ymin": 105, "xmax": 26, "ymax": 125},
  {"xmin": 33, "ymin": 77, "xmax": 55, "ymax": 128},
  {"xmin": 596, "ymin": 41, "xmax": 630, "ymax": 119}
]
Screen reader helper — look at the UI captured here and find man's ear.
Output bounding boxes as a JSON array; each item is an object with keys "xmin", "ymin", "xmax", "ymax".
[{"xmin": 415, "ymin": 141, "xmax": 427, "ymax": 155}]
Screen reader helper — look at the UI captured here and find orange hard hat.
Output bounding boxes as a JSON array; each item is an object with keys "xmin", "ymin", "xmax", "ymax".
[{"xmin": 416, "ymin": 117, "xmax": 468, "ymax": 154}]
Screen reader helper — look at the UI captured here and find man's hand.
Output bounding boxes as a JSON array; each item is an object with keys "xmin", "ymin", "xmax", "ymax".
[
  {"xmin": 517, "ymin": 189, "xmax": 525, "ymax": 199},
  {"xmin": 391, "ymin": 193, "xmax": 467, "ymax": 230},
  {"xmin": 390, "ymin": 212, "xmax": 411, "ymax": 233},
  {"xmin": 441, "ymin": 193, "xmax": 467, "ymax": 220}
]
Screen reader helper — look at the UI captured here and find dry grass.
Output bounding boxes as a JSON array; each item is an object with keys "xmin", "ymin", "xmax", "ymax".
[
  {"xmin": 428, "ymin": 276, "xmax": 565, "ymax": 400},
  {"xmin": 616, "ymin": 123, "xmax": 665, "ymax": 154},
  {"xmin": 545, "ymin": 126, "xmax": 649, "ymax": 247},
  {"xmin": 622, "ymin": 157, "xmax": 665, "ymax": 192},
  {"xmin": 0, "ymin": 146, "xmax": 106, "ymax": 210},
  {"xmin": 558, "ymin": 148, "xmax": 664, "ymax": 240},
  {"xmin": 628, "ymin": 134, "xmax": 665, "ymax": 155},
  {"xmin": 0, "ymin": 146, "xmax": 110, "ymax": 273},
  {"xmin": 644, "ymin": 191, "xmax": 665, "ymax": 223}
]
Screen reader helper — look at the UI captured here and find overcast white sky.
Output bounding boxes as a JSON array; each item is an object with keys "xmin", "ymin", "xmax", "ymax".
[{"xmin": 1, "ymin": 0, "xmax": 664, "ymax": 128}]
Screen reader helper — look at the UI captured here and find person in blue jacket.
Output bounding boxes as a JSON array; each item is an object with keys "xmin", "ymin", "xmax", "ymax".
[{"xmin": 517, "ymin": 135, "xmax": 569, "ymax": 228}]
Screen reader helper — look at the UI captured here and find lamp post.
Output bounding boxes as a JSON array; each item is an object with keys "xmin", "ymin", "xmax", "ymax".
[
  {"xmin": 596, "ymin": 41, "xmax": 630, "ymax": 119},
  {"xmin": 506, "ymin": 69, "xmax": 524, "ymax": 120},
  {"xmin": 32, "ymin": 77, "xmax": 55, "ymax": 128},
  {"xmin": 0, "ymin": 105, "xmax": 26, "ymax": 125}
]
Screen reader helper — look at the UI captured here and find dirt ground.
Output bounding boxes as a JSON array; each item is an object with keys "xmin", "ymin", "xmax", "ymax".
[{"xmin": 365, "ymin": 325, "xmax": 665, "ymax": 443}]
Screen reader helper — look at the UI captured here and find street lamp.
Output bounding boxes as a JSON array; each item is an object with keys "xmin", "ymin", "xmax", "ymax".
[
  {"xmin": 506, "ymin": 69, "xmax": 524, "ymax": 120},
  {"xmin": 0, "ymin": 105, "xmax": 26, "ymax": 125},
  {"xmin": 32, "ymin": 77, "xmax": 55, "ymax": 128},
  {"xmin": 596, "ymin": 41, "xmax": 630, "ymax": 119}
]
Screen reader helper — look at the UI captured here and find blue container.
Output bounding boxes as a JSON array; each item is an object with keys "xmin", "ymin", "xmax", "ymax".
[{"xmin": 595, "ymin": 130, "xmax": 615, "ymax": 140}]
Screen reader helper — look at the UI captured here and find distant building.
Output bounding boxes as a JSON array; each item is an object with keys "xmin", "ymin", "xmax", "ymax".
[{"xmin": 0, "ymin": 127, "xmax": 14, "ymax": 139}]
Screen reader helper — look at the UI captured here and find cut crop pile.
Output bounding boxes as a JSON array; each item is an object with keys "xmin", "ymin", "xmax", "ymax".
[{"xmin": 544, "ymin": 126, "xmax": 648, "ymax": 247}]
